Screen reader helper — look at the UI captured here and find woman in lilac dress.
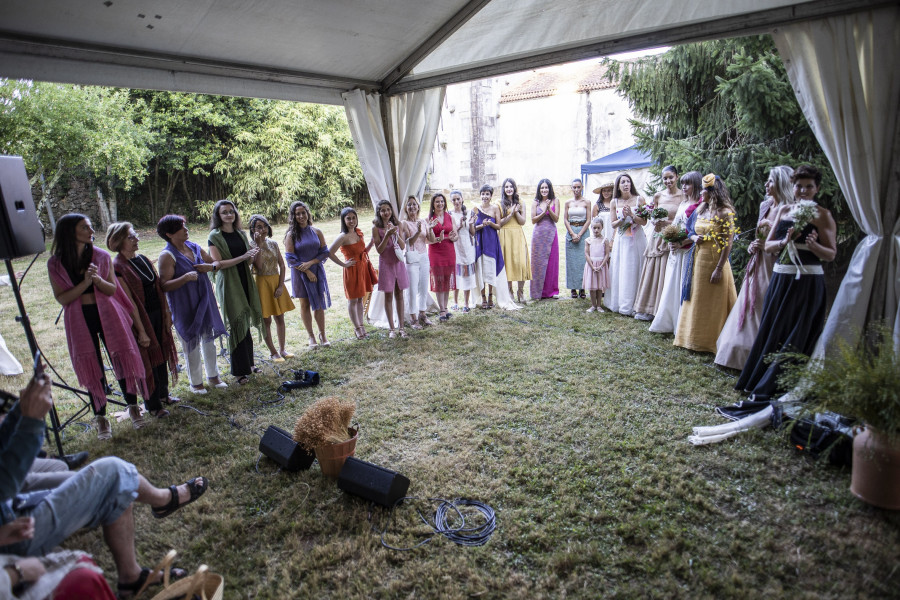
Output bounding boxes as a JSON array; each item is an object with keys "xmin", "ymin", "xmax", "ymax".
[
  {"xmin": 530, "ymin": 178, "xmax": 560, "ymax": 300},
  {"xmin": 372, "ymin": 200, "xmax": 410, "ymax": 338},
  {"xmin": 157, "ymin": 215, "xmax": 227, "ymax": 395},
  {"xmin": 284, "ymin": 200, "xmax": 332, "ymax": 349}
]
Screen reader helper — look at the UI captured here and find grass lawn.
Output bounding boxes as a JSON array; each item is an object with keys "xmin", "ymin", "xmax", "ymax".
[{"xmin": 1, "ymin": 210, "xmax": 897, "ymax": 599}]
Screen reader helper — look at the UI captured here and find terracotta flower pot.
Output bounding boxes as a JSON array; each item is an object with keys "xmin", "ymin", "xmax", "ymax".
[
  {"xmin": 314, "ymin": 426, "xmax": 358, "ymax": 478},
  {"xmin": 850, "ymin": 426, "xmax": 900, "ymax": 510}
]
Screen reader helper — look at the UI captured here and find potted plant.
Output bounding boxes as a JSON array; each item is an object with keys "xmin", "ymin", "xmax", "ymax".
[
  {"xmin": 779, "ymin": 323, "xmax": 900, "ymax": 509},
  {"xmin": 293, "ymin": 396, "xmax": 358, "ymax": 478}
]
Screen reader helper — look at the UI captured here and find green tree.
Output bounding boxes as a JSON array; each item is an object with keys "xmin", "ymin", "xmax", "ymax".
[
  {"xmin": 0, "ymin": 80, "xmax": 153, "ymax": 229},
  {"xmin": 605, "ymin": 36, "xmax": 857, "ymax": 280},
  {"xmin": 215, "ymin": 102, "xmax": 364, "ymax": 221}
]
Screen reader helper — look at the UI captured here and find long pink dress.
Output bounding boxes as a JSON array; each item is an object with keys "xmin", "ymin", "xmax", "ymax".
[
  {"xmin": 582, "ymin": 237, "xmax": 610, "ymax": 290},
  {"xmin": 530, "ymin": 204, "xmax": 559, "ymax": 299}
]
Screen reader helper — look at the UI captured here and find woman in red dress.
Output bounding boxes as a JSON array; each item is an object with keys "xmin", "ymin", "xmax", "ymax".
[{"xmin": 426, "ymin": 192, "xmax": 457, "ymax": 321}]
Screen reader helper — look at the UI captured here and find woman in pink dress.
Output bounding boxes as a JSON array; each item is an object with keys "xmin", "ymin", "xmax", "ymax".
[
  {"xmin": 530, "ymin": 178, "xmax": 560, "ymax": 300},
  {"xmin": 372, "ymin": 200, "xmax": 410, "ymax": 338},
  {"xmin": 426, "ymin": 192, "xmax": 457, "ymax": 321}
]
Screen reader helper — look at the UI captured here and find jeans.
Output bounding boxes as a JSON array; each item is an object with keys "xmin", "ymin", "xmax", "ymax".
[{"xmin": 0, "ymin": 457, "xmax": 139, "ymax": 557}]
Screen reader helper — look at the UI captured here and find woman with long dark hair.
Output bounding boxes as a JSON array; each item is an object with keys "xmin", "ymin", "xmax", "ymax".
[
  {"xmin": 48, "ymin": 214, "xmax": 146, "ymax": 439},
  {"xmin": 426, "ymin": 192, "xmax": 457, "ymax": 321},
  {"xmin": 606, "ymin": 173, "xmax": 647, "ymax": 315},
  {"xmin": 674, "ymin": 175, "xmax": 738, "ymax": 352},
  {"xmin": 530, "ymin": 178, "xmax": 560, "ymax": 300},
  {"xmin": 497, "ymin": 178, "xmax": 530, "ymax": 303},
  {"xmin": 372, "ymin": 200, "xmax": 409, "ymax": 338},
  {"xmin": 106, "ymin": 222, "xmax": 179, "ymax": 418},
  {"xmin": 329, "ymin": 207, "xmax": 377, "ymax": 339},
  {"xmin": 284, "ymin": 200, "xmax": 331, "ymax": 348},
  {"xmin": 208, "ymin": 200, "xmax": 263, "ymax": 382}
]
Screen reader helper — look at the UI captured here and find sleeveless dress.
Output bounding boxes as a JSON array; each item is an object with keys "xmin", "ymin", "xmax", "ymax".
[
  {"xmin": 474, "ymin": 209, "xmax": 504, "ymax": 288},
  {"xmin": 450, "ymin": 210, "xmax": 477, "ymax": 291},
  {"xmin": 285, "ymin": 226, "xmax": 331, "ymax": 311},
  {"xmin": 339, "ymin": 228, "xmax": 378, "ymax": 300},
  {"xmin": 648, "ymin": 201, "xmax": 696, "ymax": 334},
  {"xmin": 565, "ymin": 203, "xmax": 589, "ymax": 290},
  {"xmin": 606, "ymin": 203, "xmax": 647, "ymax": 315},
  {"xmin": 251, "ymin": 238, "xmax": 295, "ymax": 318},
  {"xmin": 428, "ymin": 211, "xmax": 456, "ymax": 292},
  {"xmin": 673, "ymin": 213, "xmax": 738, "ymax": 353},
  {"xmin": 715, "ymin": 198, "xmax": 777, "ymax": 370},
  {"xmin": 376, "ymin": 226, "xmax": 410, "ymax": 292},
  {"xmin": 735, "ymin": 218, "xmax": 826, "ymax": 401},
  {"xmin": 582, "ymin": 237, "xmax": 610, "ymax": 291},
  {"xmin": 633, "ymin": 190, "xmax": 685, "ymax": 318},
  {"xmin": 498, "ymin": 203, "xmax": 530, "ymax": 282},
  {"xmin": 530, "ymin": 203, "xmax": 559, "ymax": 299}
]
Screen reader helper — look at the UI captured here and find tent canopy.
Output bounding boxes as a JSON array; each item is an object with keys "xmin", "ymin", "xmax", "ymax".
[
  {"xmin": 0, "ymin": 0, "xmax": 887, "ymax": 104},
  {"xmin": 581, "ymin": 146, "xmax": 652, "ymax": 177}
]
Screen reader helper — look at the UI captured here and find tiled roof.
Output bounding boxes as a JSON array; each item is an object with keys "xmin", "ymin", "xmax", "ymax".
[{"xmin": 498, "ymin": 61, "xmax": 615, "ymax": 103}]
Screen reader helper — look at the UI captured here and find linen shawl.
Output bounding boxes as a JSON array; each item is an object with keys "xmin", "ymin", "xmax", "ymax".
[
  {"xmin": 162, "ymin": 241, "xmax": 226, "ymax": 352},
  {"xmin": 208, "ymin": 229, "xmax": 263, "ymax": 352},
  {"xmin": 48, "ymin": 247, "xmax": 146, "ymax": 410},
  {"xmin": 113, "ymin": 253, "xmax": 179, "ymax": 385}
]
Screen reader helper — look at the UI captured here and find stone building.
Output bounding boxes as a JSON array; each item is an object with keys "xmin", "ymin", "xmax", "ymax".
[{"xmin": 427, "ymin": 59, "xmax": 638, "ymax": 198}]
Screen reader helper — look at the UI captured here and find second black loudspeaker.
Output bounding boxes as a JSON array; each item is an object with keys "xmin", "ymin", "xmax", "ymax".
[{"xmin": 337, "ymin": 457, "xmax": 410, "ymax": 507}]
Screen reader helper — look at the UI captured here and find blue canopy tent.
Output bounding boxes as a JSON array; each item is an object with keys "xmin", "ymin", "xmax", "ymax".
[{"xmin": 580, "ymin": 145, "xmax": 653, "ymax": 183}]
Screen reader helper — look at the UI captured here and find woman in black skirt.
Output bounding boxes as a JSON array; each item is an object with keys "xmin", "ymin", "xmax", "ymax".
[{"xmin": 735, "ymin": 164, "xmax": 837, "ymax": 401}]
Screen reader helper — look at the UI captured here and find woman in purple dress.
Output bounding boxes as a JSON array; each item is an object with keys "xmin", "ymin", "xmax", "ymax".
[
  {"xmin": 473, "ymin": 184, "xmax": 503, "ymax": 309},
  {"xmin": 372, "ymin": 200, "xmax": 410, "ymax": 338},
  {"xmin": 530, "ymin": 178, "xmax": 560, "ymax": 300},
  {"xmin": 284, "ymin": 200, "xmax": 332, "ymax": 349},
  {"xmin": 157, "ymin": 215, "xmax": 227, "ymax": 395}
]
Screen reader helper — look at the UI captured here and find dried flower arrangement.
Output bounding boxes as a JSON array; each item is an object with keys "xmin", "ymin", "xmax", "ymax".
[
  {"xmin": 292, "ymin": 396, "xmax": 356, "ymax": 451},
  {"xmin": 659, "ymin": 223, "xmax": 688, "ymax": 243}
]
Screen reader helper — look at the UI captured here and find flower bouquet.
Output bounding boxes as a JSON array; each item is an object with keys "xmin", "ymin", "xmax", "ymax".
[
  {"xmin": 701, "ymin": 214, "xmax": 740, "ymax": 254},
  {"xmin": 634, "ymin": 203, "xmax": 653, "ymax": 220},
  {"xmin": 788, "ymin": 200, "xmax": 819, "ymax": 238},
  {"xmin": 617, "ymin": 215, "xmax": 634, "ymax": 234},
  {"xmin": 659, "ymin": 223, "xmax": 688, "ymax": 243},
  {"xmin": 650, "ymin": 206, "xmax": 669, "ymax": 221}
]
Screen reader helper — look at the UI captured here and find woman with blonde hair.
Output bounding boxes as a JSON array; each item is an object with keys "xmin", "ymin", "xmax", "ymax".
[
  {"xmin": 715, "ymin": 166, "xmax": 794, "ymax": 370},
  {"xmin": 401, "ymin": 196, "xmax": 433, "ymax": 328},
  {"xmin": 248, "ymin": 214, "xmax": 295, "ymax": 361}
]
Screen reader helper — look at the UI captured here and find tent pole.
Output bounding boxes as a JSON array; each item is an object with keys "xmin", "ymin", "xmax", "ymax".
[{"xmin": 380, "ymin": 94, "xmax": 400, "ymax": 212}]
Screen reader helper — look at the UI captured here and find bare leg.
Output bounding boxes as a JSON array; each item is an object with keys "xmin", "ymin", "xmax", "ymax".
[
  {"xmin": 298, "ymin": 298, "xmax": 315, "ymax": 344},
  {"xmin": 274, "ymin": 314, "xmax": 287, "ymax": 354},
  {"xmin": 393, "ymin": 284, "xmax": 405, "ymax": 331},
  {"xmin": 384, "ymin": 292, "xmax": 395, "ymax": 331},
  {"xmin": 463, "ymin": 290, "xmax": 470, "ymax": 308},
  {"xmin": 313, "ymin": 309, "xmax": 327, "ymax": 344},
  {"xmin": 262, "ymin": 317, "xmax": 277, "ymax": 356}
]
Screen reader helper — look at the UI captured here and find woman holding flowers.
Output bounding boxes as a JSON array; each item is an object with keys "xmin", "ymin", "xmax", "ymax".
[
  {"xmin": 735, "ymin": 164, "xmax": 836, "ymax": 401},
  {"xmin": 715, "ymin": 166, "xmax": 794, "ymax": 370},
  {"xmin": 649, "ymin": 171, "xmax": 702, "ymax": 334},
  {"xmin": 606, "ymin": 173, "xmax": 647, "ymax": 315},
  {"xmin": 633, "ymin": 165, "xmax": 684, "ymax": 321},
  {"xmin": 674, "ymin": 174, "xmax": 738, "ymax": 353}
]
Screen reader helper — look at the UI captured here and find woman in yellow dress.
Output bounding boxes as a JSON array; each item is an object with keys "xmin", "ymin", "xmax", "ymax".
[
  {"xmin": 674, "ymin": 174, "xmax": 738, "ymax": 353},
  {"xmin": 497, "ymin": 177, "xmax": 530, "ymax": 304}
]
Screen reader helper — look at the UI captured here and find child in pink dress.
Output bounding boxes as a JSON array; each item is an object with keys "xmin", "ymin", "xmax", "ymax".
[{"xmin": 582, "ymin": 217, "xmax": 612, "ymax": 312}]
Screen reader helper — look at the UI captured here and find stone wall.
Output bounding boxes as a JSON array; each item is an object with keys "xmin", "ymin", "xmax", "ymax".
[{"xmin": 31, "ymin": 176, "xmax": 101, "ymax": 231}]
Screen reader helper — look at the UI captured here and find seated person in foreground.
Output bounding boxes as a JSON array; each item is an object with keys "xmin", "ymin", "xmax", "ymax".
[{"xmin": 0, "ymin": 372, "xmax": 209, "ymax": 598}]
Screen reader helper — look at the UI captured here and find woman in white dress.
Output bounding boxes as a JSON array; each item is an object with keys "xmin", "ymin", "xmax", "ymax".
[
  {"xmin": 649, "ymin": 171, "xmax": 702, "ymax": 334},
  {"xmin": 449, "ymin": 190, "xmax": 477, "ymax": 312},
  {"xmin": 605, "ymin": 173, "xmax": 647, "ymax": 315}
]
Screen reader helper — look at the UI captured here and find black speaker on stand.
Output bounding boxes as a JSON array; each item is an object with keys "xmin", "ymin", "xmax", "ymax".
[{"xmin": 1, "ymin": 155, "xmax": 80, "ymax": 455}]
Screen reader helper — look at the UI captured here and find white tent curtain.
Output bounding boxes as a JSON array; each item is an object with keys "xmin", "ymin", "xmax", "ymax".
[
  {"xmin": 772, "ymin": 6, "xmax": 900, "ymax": 351},
  {"xmin": 342, "ymin": 88, "xmax": 446, "ymax": 327}
]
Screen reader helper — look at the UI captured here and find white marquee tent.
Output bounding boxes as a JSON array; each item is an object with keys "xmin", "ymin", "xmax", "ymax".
[{"xmin": 0, "ymin": 0, "xmax": 897, "ymax": 348}]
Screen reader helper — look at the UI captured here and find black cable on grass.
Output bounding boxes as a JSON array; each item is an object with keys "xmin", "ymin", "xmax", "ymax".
[{"xmin": 378, "ymin": 497, "xmax": 496, "ymax": 551}]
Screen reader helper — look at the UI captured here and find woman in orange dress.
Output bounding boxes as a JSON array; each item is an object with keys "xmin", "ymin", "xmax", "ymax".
[{"xmin": 329, "ymin": 207, "xmax": 378, "ymax": 339}]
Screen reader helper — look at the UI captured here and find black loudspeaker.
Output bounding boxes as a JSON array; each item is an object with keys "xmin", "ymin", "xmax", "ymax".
[
  {"xmin": 337, "ymin": 457, "xmax": 410, "ymax": 507},
  {"xmin": 259, "ymin": 425, "xmax": 315, "ymax": 471},
  {"xmin": 0, "ymin": 156, "xmax": 45, "ymax": 260}
]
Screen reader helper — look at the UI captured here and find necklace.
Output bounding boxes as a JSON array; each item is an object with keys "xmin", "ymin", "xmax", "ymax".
[{"xmin": 129, "ymin": 255, "xmax": 156, "ymax": 282}]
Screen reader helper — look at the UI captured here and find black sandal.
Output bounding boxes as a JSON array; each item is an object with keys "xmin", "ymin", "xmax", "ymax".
[
  {"xmin": 151, "ymin": 477, "xmax": 209, "ymax": 519},
  {"xmin": 117, "ymin": 565, "xmax": 188, "ymax": 598}
]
